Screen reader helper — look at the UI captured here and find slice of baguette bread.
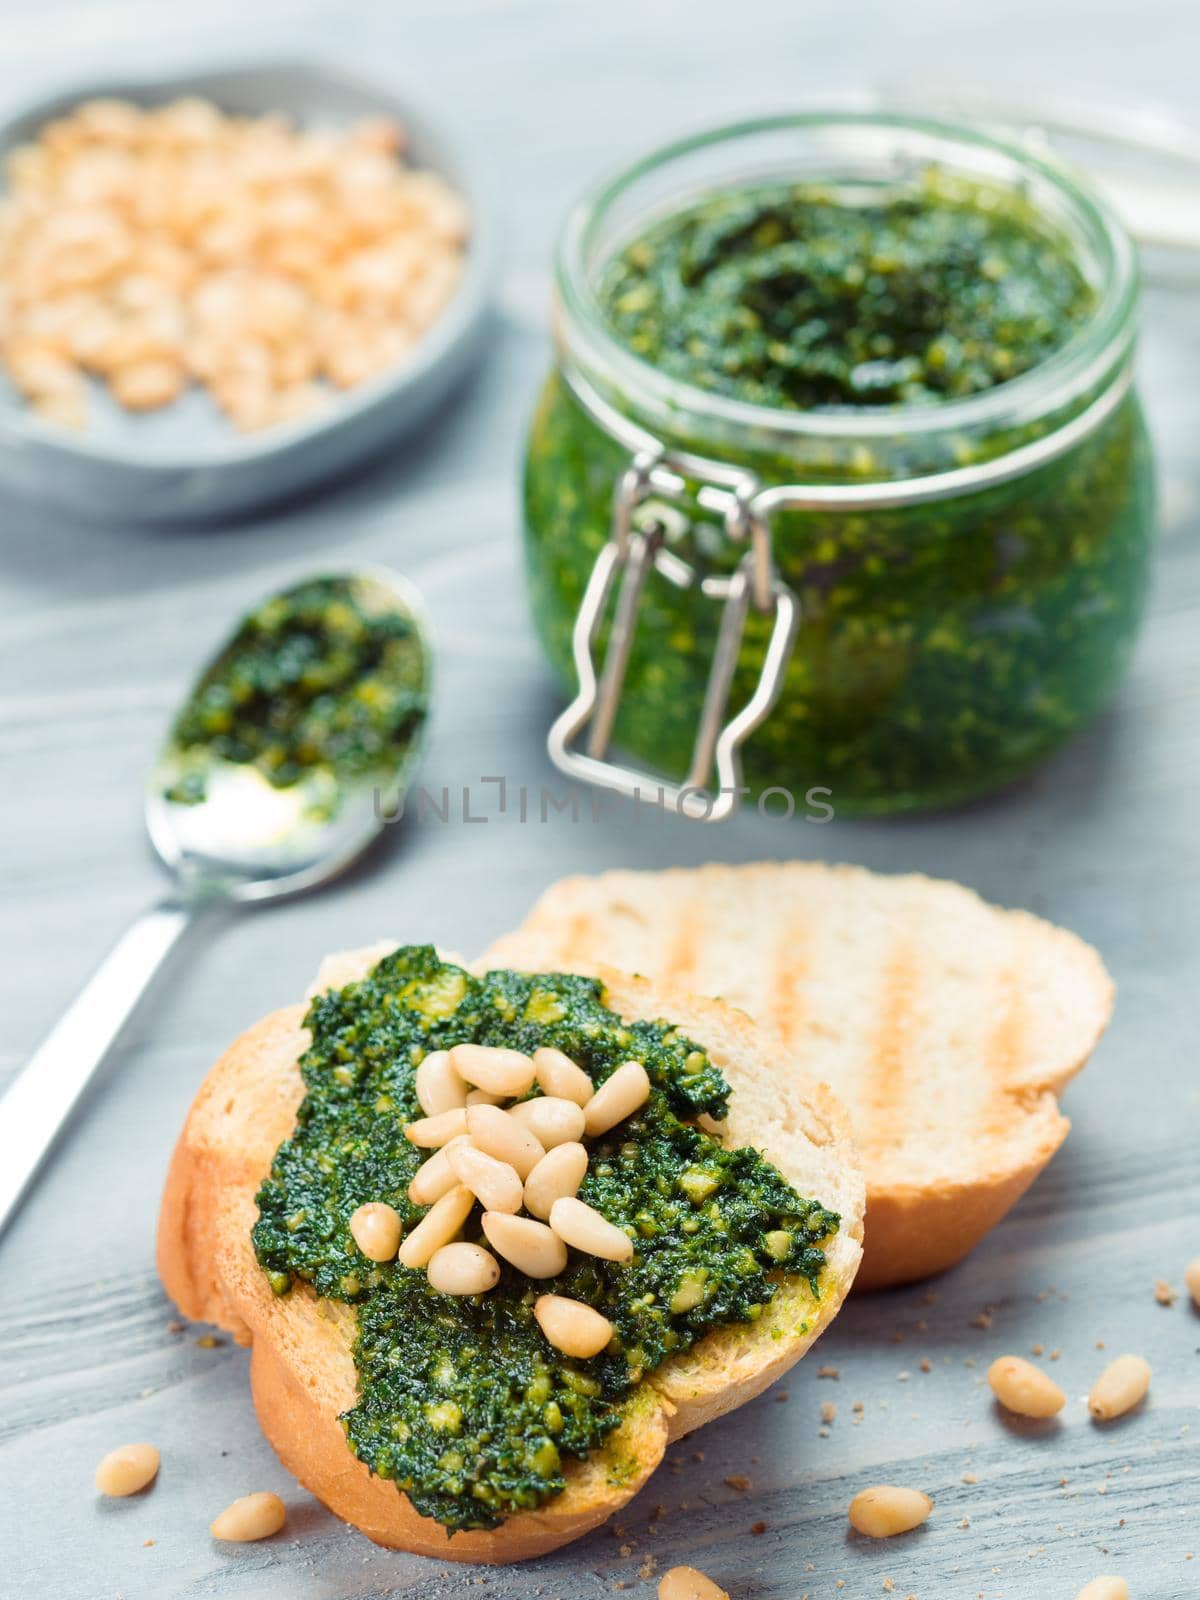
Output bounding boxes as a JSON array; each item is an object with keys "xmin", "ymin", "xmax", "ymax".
[
  {"xmin": 484, "ymin": 862, "xmax": 1113, "ymax": 1291},
  {"xmin": 157, "ymin": 946, "xmax": 864, "ymax": 1563}
]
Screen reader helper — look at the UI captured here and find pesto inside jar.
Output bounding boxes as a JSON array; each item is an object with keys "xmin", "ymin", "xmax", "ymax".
[
  {"xmin": 164, "ymin": 574, "xmax": 427, "ymax": 808},
  {"xmin": 599, "ymin": 172, "xmax": 1097, "ymax": 408},
  {"xmin": 523, "ymin": 151, "xmax": 1154, "ymax": 814},
  {"xmin": 252, "ymin": 946, "xmax": 839, "ymax": 1532}
]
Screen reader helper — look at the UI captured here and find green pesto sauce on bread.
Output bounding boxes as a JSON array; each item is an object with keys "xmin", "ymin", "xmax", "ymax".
[{"xmin": 252, "ymin": 946, "xmax": 838, "ymax": 1532}]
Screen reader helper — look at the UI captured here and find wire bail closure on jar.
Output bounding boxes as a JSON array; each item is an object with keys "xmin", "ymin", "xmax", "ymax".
[
  {"xmin": 547, "ymin": 429, "xmax": 800, "ymax": 822},
  {"xmin": 547, "ymin": 358, "xmax": 1134, "ymax": 821}
]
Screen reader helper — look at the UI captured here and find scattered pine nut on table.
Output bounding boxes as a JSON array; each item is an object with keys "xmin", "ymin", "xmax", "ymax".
[
  {"xmin": 1075, "ymin": 1578, "xmax": 1130, "ymax": 1600},
  {"xmin": 657, "ymin": 1566, "xmax": 730, "ymax": 1600},
  {"xmin": 1088, "ymin": 1355, "xmax": 1152, "ymax": 1421},
  {"xmin": 847, "ymin": 1484, "xmax": 933, "ymax": 1538},
  {"xmin": 94, "ymin": 1442, "xmax": 160, "ymax": 1497},
  {"xmin": 987, "ymin": 1354, "xmax": 1067, "ymax": 1417},
  {"xmin": 210, "ymin": 1490, "xmax": 287, "ymax": 1542}
]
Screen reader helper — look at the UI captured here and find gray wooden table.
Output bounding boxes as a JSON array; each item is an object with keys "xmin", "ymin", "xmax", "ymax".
[{"xmin": 1, "ymin": 3, "xmax": 1198, "ymax": 1597}]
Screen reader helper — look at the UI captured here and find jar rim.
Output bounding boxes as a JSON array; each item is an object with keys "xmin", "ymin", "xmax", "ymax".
[{"xmin": 555, "ymin": 110, "xmax": 1139, "ymax": 446}]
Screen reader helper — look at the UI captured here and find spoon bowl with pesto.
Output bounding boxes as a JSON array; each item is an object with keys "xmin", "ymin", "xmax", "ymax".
[{"xmin": 0, "ymin": 569, "xmax": 432, "ymax": 1236}]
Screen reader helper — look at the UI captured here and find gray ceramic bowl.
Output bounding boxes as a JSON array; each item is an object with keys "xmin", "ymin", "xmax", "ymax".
[{"xmin": 0, "ymin": 60, "xmax": 493, "ymax": 524}]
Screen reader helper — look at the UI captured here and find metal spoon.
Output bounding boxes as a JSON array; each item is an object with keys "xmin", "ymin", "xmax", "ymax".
[{"xmin": 0, "ymin": 566, "xmax": 431, "ymax": 1238}]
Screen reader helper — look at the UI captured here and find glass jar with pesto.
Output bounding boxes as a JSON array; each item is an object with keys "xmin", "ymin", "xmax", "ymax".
[{"xmin": 522, "ymin": 114, "xmax": 1155, "ymax": 816}]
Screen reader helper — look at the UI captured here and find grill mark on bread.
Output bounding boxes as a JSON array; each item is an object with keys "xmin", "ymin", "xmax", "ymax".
[
  {"xmin": 983, "ymin": 969, "xmax": 1030, "ymax": 1135},
  {"xmin": 859, "ymin": 940, "xmax": 919, "ymax": 1162},
  {"xmin": 663, "ymin": 904, "xmax": 702, "ymax": 987},
  {"xmin": 561, "ymin": 912, "xmax": 599, "ymax": 965},
  {"xmin": 769, "ymin": 922, "xmax": 808, "ymax": 1046}
]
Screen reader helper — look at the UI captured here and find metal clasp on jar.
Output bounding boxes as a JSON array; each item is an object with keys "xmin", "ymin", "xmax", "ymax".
[{"xmin": 546, "ymin": 444, "xmax": 799, "ymax": 823}]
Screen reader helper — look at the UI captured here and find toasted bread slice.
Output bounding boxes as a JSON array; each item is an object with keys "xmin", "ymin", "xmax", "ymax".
[
  {"xmin": 484, "ymin": 863, "xmax": 1113, "ymax": 1291},
  {"xmin": 157, "ymin": 947, "xmax": 864, "ymax": 1562}
]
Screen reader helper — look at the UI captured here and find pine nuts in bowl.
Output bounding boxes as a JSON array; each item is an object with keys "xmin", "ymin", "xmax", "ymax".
[{"xmin": 0, "ymin": 60, "xmax": 491, "ymax": 522}]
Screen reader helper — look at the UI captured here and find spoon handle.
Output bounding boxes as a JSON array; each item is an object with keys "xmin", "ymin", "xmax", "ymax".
[{"xmin": 0, "ymin": 898, "xmax": 197, "ymax": 1239}]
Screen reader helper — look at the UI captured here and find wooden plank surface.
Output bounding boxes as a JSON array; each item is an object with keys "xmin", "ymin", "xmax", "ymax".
[{"xmin": 1, "ymin": 2, "xmax": 1198, "ymax": 1597}]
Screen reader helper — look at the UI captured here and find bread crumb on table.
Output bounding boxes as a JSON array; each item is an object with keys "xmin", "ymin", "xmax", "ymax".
[
  {"xmin": 818, "ymin": 1365, "xmax": 840, "ymax": 1380},
  {"xmin": 1154, "ymin": 1278, "xmax": 1178, "ymax": 1306}
]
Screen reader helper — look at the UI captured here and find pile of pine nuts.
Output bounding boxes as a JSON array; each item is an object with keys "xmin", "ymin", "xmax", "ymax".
[
  {"xmin": 0, "ymin": 96, "xmax": 468, "ymax": 431},
  {"xmin": 347, "ymin": 1042, "xmax": 652, "ymax": 1359}
]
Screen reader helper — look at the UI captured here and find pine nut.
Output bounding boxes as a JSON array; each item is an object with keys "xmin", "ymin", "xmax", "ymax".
[
  {"xmin": 466, "ymin": 1087, "xmax": 503, "ymax": 1106},
  {"xmin": 415, "ymin": 1049, "xmax": 467, "ymax": 1117},
  {"xmin": 404, "ymin": 1107, "xmax": 468, "ymax": 1148},
  {"xmin": 583, "ymin": 1060, "xmax": 650, "ymax": 1137},
  {"xmin": 427, "ymin": 1241, "xmax": 500, "ymax": 1295},
  {"xmin": 397, "ymin": 1184, "xmax": 474, "ymax": 1268},
  {"xmin": 407, "ymin": 1134, "xmax": 472, "ymax": 1206},
  {"xmin": 95, "ymin": 1442, "xmax": 159, "ymax": 1497},
  {"xmin": 448, "ymin": 1142, "xmax": 524, "ymax": 1214},
  {"xmin": 509, "ymin": 1095, "xmax": 587, "ymax": 1149},
  {"xmin": 533, "ymin": 1046, "xmax": 594, "ymax": 1106},
  {"xmin": 1088, "ymin": 1354, "xmax": 1151, "ymax": 1421},
  {"xmin": 1185, "ymin": 1255, "xmax": 1200, "ymax": 1308},
  {"xmin": 210, "ymin": 1490, "xmax": 287, "ymax": 1542},
  {"xmin": 847, "ymin": 1484, "xmax": 933, "ymax": 1538},
  {"xmin": 987, "ymin": 1355, "xmax": 1066, "ymax": 1418},
  {"xmin": 549, "ymin": 1195, "xmax": 633, "ymax": 1262},
  {"xmin": 534, "ymin": 1293, "xmax": 614, "ymax": 1358},
  {"xmin": 348, "ymin": 1201, "xmax": 402, "ymax": 1263},
  {"xmin": 482, "ymin": 1211, "xmax": 568, "ymax": 1277},
  {"xmin": 466, "ymin": 1103, "xmax": 546, "ymax": 1179},
  {"xmin": 1074, "ymin": 1579, "xmax": 1129, "ymax": 1600},
  {"xmin": 658, "ymin": 1566, "xmax": 730, "ymax": 1600},
  {"xmin": 524, "ymin": 1141, "xmax": 589, "ymax": 1220},
  {"xmin": 448, "ymin": 1043, "xmax": 536, "ymax": 1097}
]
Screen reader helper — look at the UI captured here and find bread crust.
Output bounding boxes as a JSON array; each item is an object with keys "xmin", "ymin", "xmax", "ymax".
[
  {"xmin": 157, "ymin": 956, "xmax": 863, "ymax": 1562},
  {"xmin": 484, "ymin": 862, "xmax": 1113, "ymax": 1291}
]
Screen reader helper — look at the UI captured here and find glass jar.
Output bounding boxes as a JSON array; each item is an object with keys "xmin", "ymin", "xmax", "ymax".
[{"xmin": 521, "ymin": 114, "xmax": 1156, "ymax": 817}]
